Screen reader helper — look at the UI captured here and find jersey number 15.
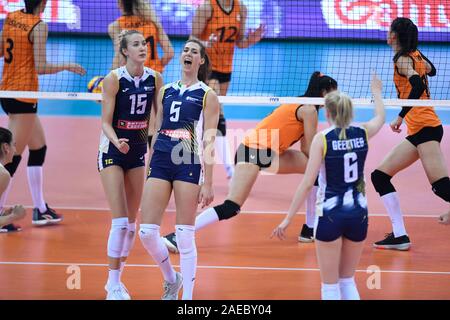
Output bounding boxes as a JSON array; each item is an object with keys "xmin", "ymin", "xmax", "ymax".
[{"xmin": 129, "ymin": 94, "xmax": 147, "ymax": 115}]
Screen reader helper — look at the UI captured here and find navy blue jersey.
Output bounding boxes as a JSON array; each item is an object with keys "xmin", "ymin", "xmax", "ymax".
[
  {"xmin": 317, "ymin": 125, "xmax": 369, "ymax": 218},
  {"xmin": 154, "ymin": 80, "xmax": 211, "ymax": 155},
  {"xmin": 100, "ymin": 66, "xmax": 156, "ymax": 154}
]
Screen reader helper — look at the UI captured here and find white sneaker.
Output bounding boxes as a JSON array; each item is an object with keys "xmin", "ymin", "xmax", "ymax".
[
  {"xmin": 162, "ymin": 272, "xmax": 183, "ymax": 300},
  {"xmin": 105, "ymin": 282, "xmax": 131, "ymax": 300}
]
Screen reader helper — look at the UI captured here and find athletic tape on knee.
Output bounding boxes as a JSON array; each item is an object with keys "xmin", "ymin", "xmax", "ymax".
[
  {"xmin": 4, "ymin": 155, "xmax": 22, "ymax": 177},
  {"xmin": 121, "ymin": 222, "xmax": 137, "ymax": 257},
  {"xmin": 214, "ymin": 200, "xmax": 241, "ymax": 220},
  {"xmin": 175, "ymin": 225, "xmax": 196, "ymax": 257},
  {"xmin": 28, "ymin": 145, "xmax": 47, "ymax": 166},
  {"xmin": 217, "ymin": 114, "xmax": 227, "ymax": 136},
  {"xmin": 107, "ymin": 217, "xmax": 128, "ymax": 258},
  {"xmin": 371, "ymin": 169, "xmax": 396, "ymax": 196},
  {"xmin": 432, "ymin": 177, "xmax": 450, "ymax": 202}
]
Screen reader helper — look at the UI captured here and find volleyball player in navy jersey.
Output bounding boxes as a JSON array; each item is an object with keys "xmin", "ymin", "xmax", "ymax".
[
  {"xmin": 99, "ymin": 30, "xmax": 161, "ymax": 300},
  {"xmin": 139, "ymin": 39, "xmax": 220, "ymax": 300},
  {"xmin": 273, "ymin": 75, "xmax": 386, "ymax": 300}
]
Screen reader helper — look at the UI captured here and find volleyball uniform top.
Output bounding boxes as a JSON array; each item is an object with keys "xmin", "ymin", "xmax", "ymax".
[
  {"xmin": 99, "ymin": 66, "xmax": 156, "ymax": 153},
  {"xmin": 243, "ymin": 104, "xmax": 305, "ymax": 155},
  {"xmin": 154, "ymin": 81, "xmax": 212, "ymax": 156},
  {"xmin": 116, "ymin": 15, "xmax": 163, "ymax": 73},
  {"xmin": 0, "ymin": 10, "xmax": 41, "ymax": 104},
  {"xmin": 317, "ymin": 126, "xmax": 369, "ymax": 217},
  {"xmin": 394, "ymin": 50, "xmax": 441, "ymax": 135},
  {"xmin": 200, "ymin": 0, "xmax": 241, "ymax": 74}
]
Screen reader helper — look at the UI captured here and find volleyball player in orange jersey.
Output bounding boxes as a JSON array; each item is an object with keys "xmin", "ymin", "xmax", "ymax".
[
  {"xmin": 109, "ymin": 0, "xmax": 174, "ymax": 73},
  {"xmin": 109, "ymin": 0, "xmax": 174, "ymax": 149},
  {"xmin": 162, "ymin": 72, "xmax": 338, "ymax": 253},
  {"xmin": 191, "ymin": 0, "xmax": 264, "ymax": 180},
  {"xmin": 0, "ymin": 0, "xmax": 85, "ymax": 231},
  {"xmin": 372, "ymin": 18, "xmax": 450, "ymax": 250}
]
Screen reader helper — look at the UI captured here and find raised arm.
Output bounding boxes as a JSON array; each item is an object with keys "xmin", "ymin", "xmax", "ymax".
[
  {"xmin": 199, "ymin": 89, "xmax": 220, "ymax": 208},
  {"xmin": 362, "ymin": 74, "xmax": 386, "ymax": 139},
  {"xmin": 271, "ymin": 133, "xmax": 324, "ymax": 240},
  {"xmin": 235, "ymin": 3, "xmax": 264, "ymax": 49},
  {"xmin": 33, "ymin": 22, "xmax": 85, "ymax": 75}
]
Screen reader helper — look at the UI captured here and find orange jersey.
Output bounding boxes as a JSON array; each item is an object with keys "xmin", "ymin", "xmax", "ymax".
[
  {"xmin": 200, "ymin": 0, "xmax": 241, "ymax": 74},
  {"xmin": 394, "ymin": 50, "xmax": 441, "ymax": 135},
  {"xmin": 244, "ymin": 104, "xmax": 305, "ymax": 154},
  {"xmin": 117, "ymin": 15, "xmax": 163, "ymax": 73},
  {"xmin": 0, "ymin": 10, "xmax": 41, "ymax": 103}
]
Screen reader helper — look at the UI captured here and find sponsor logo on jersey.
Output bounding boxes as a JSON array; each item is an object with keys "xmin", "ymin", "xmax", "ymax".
[
  {"xmin": 117, "ymin": 120, "xmax": 148, "ymax": 130},
  {"xmin": 160, "ymin": 129, "xmax": 191, "ymax": 140}
]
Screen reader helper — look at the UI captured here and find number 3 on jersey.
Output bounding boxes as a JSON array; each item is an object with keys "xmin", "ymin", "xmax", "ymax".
[
  {"xmin": 344, "ymin": 152, "xmax": 358, "ymax": 183},
  {"xmin": 170, "ymin": 101, "xmax": 181, "ymax": 122}
]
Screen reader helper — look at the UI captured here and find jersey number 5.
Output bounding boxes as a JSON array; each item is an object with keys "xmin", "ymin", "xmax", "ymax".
[
  {"xmin": 344, "ymin": 152, "xmax": 358, "ymax": 183},
  {"xmin": 169, "ymin": 101, "xmax": 181, "ymax": 122},
  {"xmin": 129, "ymin": 94, "xmax": 147, "ymax": 115}
]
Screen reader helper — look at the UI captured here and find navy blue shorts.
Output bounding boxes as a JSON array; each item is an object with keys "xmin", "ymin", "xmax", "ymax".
[
  {"xmin": 98, "ymin": 143, "xmax": 146, "ymax": 172},
  {"xmin": 148, "ymin": 149, "xmax": 203, "ymax": 185},
  {"xmin": 315, "ymin": 209, "xmax": 368, "ymax": 242}
]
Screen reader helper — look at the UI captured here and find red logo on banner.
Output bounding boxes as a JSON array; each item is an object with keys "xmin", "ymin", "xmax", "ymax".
[{"xmin": 322, "ymin": 0, "xmax": 450, "ymax": 29}]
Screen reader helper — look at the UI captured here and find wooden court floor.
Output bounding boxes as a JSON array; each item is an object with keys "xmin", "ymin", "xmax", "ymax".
[{"xmin": 0, "ymin": 118, "xmax": 449, "ymax": 299}]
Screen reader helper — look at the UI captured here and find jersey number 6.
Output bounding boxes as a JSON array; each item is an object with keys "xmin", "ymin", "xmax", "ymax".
[{"xmin": 344, "ymin": 152, "xmax": 358, "ymax": 183}]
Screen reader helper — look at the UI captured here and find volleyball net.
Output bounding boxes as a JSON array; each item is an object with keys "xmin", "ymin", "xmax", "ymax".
[{"xmin": 0, "ymin": 0, "xmax": 449, "ymax": 109}]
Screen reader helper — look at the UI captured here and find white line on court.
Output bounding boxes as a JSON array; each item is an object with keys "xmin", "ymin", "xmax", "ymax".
[
  {"xmin": 13, "ymin": 205, "xmax": 441, "ymax": 218},
  {"xmin": 0, "ymin": 261, "xmax": 449, "ymax": 275}
]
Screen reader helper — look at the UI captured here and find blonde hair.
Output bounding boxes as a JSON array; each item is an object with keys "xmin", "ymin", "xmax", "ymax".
[{"xmin": 325, "ymin": 91, "xmax": 353, "ymax": 140}]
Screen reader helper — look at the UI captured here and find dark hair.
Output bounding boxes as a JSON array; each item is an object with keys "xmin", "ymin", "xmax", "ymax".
[
  {"xmin": 391, "ymin": 17, "xmax": 418, "ymax": 62},
  {"xmin": 24, "ymin": 0, "xmax": 44, "ymax": 14},
  {"xmin": 302, "ymin": 71, "xmax": 338, "ymax": 98},
  {"xmin": 120, "ymin": 0, "xmax": 136, "ymax": 15},
  {"xmin": 119, "ymin": 30, "xmax": 144, "ymax": 60},
  {"xmin": 0, "ymin": 127, "xmax": 12, "ymax": 158},
  {"xmin": 185, "ymin": 39, "xmax": 211, "ymax": 82}
]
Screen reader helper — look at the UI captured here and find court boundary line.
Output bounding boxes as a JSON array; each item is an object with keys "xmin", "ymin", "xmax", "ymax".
[
  {"xmin": 0, "ymin": 261, "xmax": 449, "ymax": 275},
  {"xmin": 11, "ymin": 205, "xmax": 442, "ymax": 218}
]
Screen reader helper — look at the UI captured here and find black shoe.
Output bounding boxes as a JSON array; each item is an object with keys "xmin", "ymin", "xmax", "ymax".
[
  {"xmin": 373, "ymin": 232, "xmax": 411, "ymax": 251},
  {"xmin": 162, "ymin": 232, "xmax": 178, "ymax": 254},
  {"xmin": 298, "ymin": 224, "xmax": 314, "ymax": 243},
  {"xmin": 0, "ymin": 223, "xmax": 22, "ymax": 233},
  {"xmin": 32, "ymin": 204, "xmax": 62, "ymax": 226}
]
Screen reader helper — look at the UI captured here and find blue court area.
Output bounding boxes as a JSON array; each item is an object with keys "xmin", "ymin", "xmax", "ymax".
[{"xmin": 1, "ymin": 36, "xmax": 449, "ymax": 123}]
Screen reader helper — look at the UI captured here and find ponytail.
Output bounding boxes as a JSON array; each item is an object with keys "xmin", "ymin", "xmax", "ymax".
[
  {"xmin": 24, "ymin": 0, "xmax": 44, "ymax": 14},
  {"xmin": 325, "ymin": 91, "xmax": 353, "ymax": 140},
  {"xmin": 303, "ymin": 71, "xmax": 338, "ymax": 98}
]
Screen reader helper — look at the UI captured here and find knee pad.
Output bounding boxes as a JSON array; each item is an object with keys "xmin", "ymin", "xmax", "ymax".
[
  {"xmin": 107, "ymin": 217, "xmax": 128, "ymax": 258},
  {"xmin": 121, "ymin": 222, "xmax": 137, "ymax": 258},
  {"xmin": 28, "ymin": 145, "xmax": 47, "ymax": 166},
  {"xmin": 371, "ymin": 169, "xmax": 396, "ymax": 196},
  {"xmin": 217, "ymin": 113, "xmax": 226, "ymax": 136},
  {"xmin": 432, "ymin": 177, "xmax": 450, "ymax": 202},
  {"xmin": 4, "ymin": 155, "xmax": 22, "ymax": 177},
  {"xmin": 214, "ymin": 200, "xmax": 240, "ymax": 221},
  {"xmin": 175, "ymin": 225, "xmax": 196, "ymax": 256}
]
